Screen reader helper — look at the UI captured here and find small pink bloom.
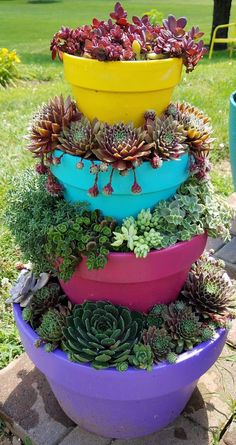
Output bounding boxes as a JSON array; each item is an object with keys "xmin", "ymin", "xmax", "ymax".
[
  {"xmin": 35, "ymin": 163, "xmax": 48, "ymax": 175},
  {"xmin": 102, "ymin": 183, "xmax": 114, "ymax": 195},
  {"xmin": 88, "ymin": 183, "xmax": 99, "ymax": 197},
  {"xmin": 131, "ymin": 181, "xmax": 142, "ymax": 194}
]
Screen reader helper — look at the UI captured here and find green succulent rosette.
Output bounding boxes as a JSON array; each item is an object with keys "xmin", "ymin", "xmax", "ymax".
[{"xmin": 63, "ymin": 301, "xmax": 144, "ymax": 370}]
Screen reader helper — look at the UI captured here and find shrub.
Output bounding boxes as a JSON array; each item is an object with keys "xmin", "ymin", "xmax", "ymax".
[{"xmin": 0, "ymin": 48, "xmax": 20, "ymax": 87}]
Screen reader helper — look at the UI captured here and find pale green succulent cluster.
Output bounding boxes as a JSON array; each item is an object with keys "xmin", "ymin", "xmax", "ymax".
[{"xmin": 112, "ymin": 178, "xmax": 233, "ymax": 258}]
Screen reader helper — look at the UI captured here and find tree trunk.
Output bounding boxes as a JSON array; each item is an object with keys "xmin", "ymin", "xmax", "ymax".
[{"xmin": 210, "ymin": 0, "xmax": 232, "ymax": 50}]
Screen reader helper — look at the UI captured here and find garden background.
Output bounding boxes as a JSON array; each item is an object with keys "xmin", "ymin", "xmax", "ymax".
[{"xmin": 0, "ymin": 0, "xmax": 236, "ymax": 369}]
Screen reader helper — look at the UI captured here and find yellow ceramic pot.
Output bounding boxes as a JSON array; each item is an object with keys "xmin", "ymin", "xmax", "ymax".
[{"xmin": 63, "ymin": 54, "xmax": 182, "ymax": 126}]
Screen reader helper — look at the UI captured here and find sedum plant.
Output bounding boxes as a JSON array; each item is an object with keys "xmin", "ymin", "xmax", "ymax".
[
  {"xmin": 50, "ymin": 2, "xmax": 206, "ymax": 72},
  {"xmin": 63, "ymin": 301, "xmax": 144, "ymax": 370},
  {"xmin": 46, "ymin": 209, "xmax": 117, "ymax": 282},
  {"xmin": 112, "ymin": 177, "xmax": 233, "ymax": 258}
]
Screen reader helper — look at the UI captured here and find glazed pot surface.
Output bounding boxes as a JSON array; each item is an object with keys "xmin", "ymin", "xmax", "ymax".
[
  {"xmin": 229, "ymin": 91, "xmax": 236, "ymax": 190},
  {"xmin": 63, "ymin": 54, "xmax": 183, "ymax": 125},
  {"xmin": 51, "ymin": 151, "xmax": 190, "ymax": 221},
  {"xmin": 14, "ymin": 304, "xmax": 227, "ymax": 439},
  {"xmin": 59, "ymin": 232, "xmax": 207, "ymax": 312}
]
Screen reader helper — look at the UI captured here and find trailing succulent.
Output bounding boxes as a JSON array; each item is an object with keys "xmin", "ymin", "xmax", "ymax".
[
  {"xmin": 50, "ymin": 2, "xmax": 206, "ymax": 72},
  {"xmin": 46, "ymin": 209, "xmax": 117, "ymax": 282},
  {"xmin": 112, "ymin": 177, "xmax": 233, "ymax": 258},
  {"xmin": 181, "ymin": 251, "xmax": 236, "ymax": 324},
  {"xmin": 5, "ymin": 170, "xmax": 116, "ymax": 281},
  {"xmin": 63, "ymin": 301, "xmax": 144, "ymax": 370},
  {"xmin": 5, "ymin": 170, "xmax": 233, "ymax": 280},
  {"xmin": 26, "ymin": 95, "xmax": 214, "ymax": 196}
]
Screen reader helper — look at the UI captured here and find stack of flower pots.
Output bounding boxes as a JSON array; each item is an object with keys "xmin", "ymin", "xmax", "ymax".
[{"xmin": 11, "ymin": 3, "xmax": 233, "ymax": 440}]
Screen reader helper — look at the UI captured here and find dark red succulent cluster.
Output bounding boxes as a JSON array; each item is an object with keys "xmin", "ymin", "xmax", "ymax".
[{"xmin": 50, "ymin": 2, "xmax": 206, "ymax": 71}]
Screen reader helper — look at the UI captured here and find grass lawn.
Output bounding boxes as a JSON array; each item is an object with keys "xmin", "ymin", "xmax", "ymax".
[{"xmin": 0, "ymin": 0, "xmax": 236, "ymax": 369}]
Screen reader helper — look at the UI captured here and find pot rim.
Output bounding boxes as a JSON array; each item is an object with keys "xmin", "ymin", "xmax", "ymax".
[
  {"xmin": 230, "ymin": 91, "xmax": 236, "ymax": 106},
  {"xmin": 63, "ymin": 52, "xmax": 182, "ymax": 66},
  {"xmin": 14, "ymin": 303, "xmax": 225, "ymax": 375},
  {"xmin": 91, "ymin": 232, "xmax": 207, "ymax": 260},
  {"xmin": 53, "ymin": 149, "xmax": 189, "ymax": 164}
]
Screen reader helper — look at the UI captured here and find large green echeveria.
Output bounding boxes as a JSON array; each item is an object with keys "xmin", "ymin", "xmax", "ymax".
[{"xmin": 63, "ymin": 301, "xmax": 143, "ymax": 370}]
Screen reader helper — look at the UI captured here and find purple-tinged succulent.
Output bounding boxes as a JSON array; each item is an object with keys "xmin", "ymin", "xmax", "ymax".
[{"xmin": 50, "ymin": 3, "xmax": 206, "ymax": 72}]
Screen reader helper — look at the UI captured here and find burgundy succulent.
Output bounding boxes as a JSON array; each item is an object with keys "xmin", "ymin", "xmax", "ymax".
[{"xmin": 50, "ymin": 2, "xmax": 206, "ymax": 72}]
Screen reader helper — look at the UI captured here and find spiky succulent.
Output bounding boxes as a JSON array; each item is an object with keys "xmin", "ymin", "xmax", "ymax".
[
  {"xmin": 165, "ymin": 303, "xmax": 203, "ymax": 353},
  {"xmin": 146, "ymin": 304, "xmax": 167, "ymax": 328},
  {"xmin": 63, "ymin": 301, "xmax": 143, "ymax": 370},
  {"xmin": 93, "ymin": 123, "xmax": 154, "ymax": 171},
  {"xmin": 175, "ymin": 102, "xmax": 214, "ymax": 154},
  {"xmin": 129, "ymin": 343, "xmax": 153, "ymax": 371},
  {"xmin": 28, "ymin": 283, "xmax": 61, "ymax": 327},
  {"xmin": 36, "ymin": 308, "xmax": 66, "ymax": 351},
  {"xmin": 27, "ymin": 95, "xmax": 81, "ymax": 159},
  {"xmin": 181, "ymin": 254, "xmax": 236, "ymax": 321},
  {"xmin": 57, "ymin": 117, "xmax": 100, "ymax": 158},
  {"xmin": 143, "ymin": 326, "xmax": 176, "ymax": 363},
  {"xmin": 146, "ymin": 115, "xmax": 187, "ymax": 160}
]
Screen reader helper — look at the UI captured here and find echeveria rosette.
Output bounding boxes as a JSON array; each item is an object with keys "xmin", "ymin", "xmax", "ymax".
[
  {"xmin": 143, "ymin": 326, "xmax": 177, "ymax": 363},
  {"xmin": 57, "ymin": 117, "xmax": 100, "ymax": 158},
  {"xmin": 27, "ymin": 95, "xmax": 81, "ymax": 167},
  {"xmin": 164, "ymin": 303, "xmax": 204, "ymax": 354},
  {"xmin": 129, "ymin": 344, "xmax": 154, "ymax": 371},
  {"xmin": 93, "ymin": 122, "xmax": 154, "ymax": 194},
  {"xmin": 145, "ymin": 114, "xmax": 188, "ymax": 161},
  {"xmin": 50, "ymin": 3, "xmax": 205, "ymax": 72},
  {"xmin": 93, "ymin": 122, "xmax": 153, "ymax": 171},
  {"xmin": 62, "ymin": 301, "xmax": 144, "ymax": 370},
  {"xmin": 181, "ymin": 252, "xmax": 236, "ymax": 323}
]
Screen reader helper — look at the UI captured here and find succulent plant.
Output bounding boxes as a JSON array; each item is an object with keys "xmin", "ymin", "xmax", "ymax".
[
  {"xmin": 50, "ymin": 3, "xmax": 205, "ymax": 72},
  {"xmin": 146, "ymin": 304, "xmax": 168, "ymax": 328},
  {"xmin": 112, "ymin": 177, "xmax": 233, "ymax": 258},
  {"xmin": 6, "ymin": 269, "xmax": 50, "ymax": 307},
  {"xmin": 181, "ymin": 253, "xmax": 236, "ymax": 321},
  {"xmin": 27, "ymin": 95, "xmax": 81, "ymax": 160},
  {"xmin": 46, "ymin": 209, "xmax": 117, "ymax": 282},
  {"xmin": 146, "ymin": 115, "xmax": 187, "ymax": 160},
  {"xmin": 28, "ymin": 283, "xmax": 61, "ymax": 325},
  {"xmin": 164, "ymin": 303, "xmax": 203, "ymax": 353},
  {"xmin": 94, "ymin": 122, "xmax": 154, "ymax": 171},
  {"xmin": 143, "ymin": 326, "xmax": 176, "ymax": 363},
  {"xmin": 175, "ymin": 102, "xmax": 214, "ymax": 155},
  {"xmin": 129, "ymin": 344, "xmax": 153, "ymax": 371},
  {"xmin": 63, "ymin": 301, "xmax": 143, "ymax": 370},
  {"xmin": 36, "ymin": 308, "xmax": 66, "ymax": 352},
  {"xmin": 57, "ymin": 117, "xmax": 100, "ymax": 157}
]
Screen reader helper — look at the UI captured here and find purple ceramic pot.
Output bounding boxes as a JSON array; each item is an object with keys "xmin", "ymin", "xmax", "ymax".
[{"xmin": 14, "ymin": 304, "xmax": 227, "ymax": 439}]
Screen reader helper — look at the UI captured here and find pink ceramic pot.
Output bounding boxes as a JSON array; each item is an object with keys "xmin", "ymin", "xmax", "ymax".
[{"xmin": 60, "ymin": 233, "xmax": 207, "ymax": 312}]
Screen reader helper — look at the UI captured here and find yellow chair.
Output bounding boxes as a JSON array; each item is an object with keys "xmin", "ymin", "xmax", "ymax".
[{"xmin": 209, "ymin": 21, "xmax": 236, "ymax": 58}]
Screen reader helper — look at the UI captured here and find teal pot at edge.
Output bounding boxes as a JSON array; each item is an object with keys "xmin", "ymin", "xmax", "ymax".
[
  {"xmin": 51, "ymin": 150, "xmax": 190, "ymax": 221},
  {"xmin": 229, "ymin": 91, "xmax": 236, "ymax": 190}
]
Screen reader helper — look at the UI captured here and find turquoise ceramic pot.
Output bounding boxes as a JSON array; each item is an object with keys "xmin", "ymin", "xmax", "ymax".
[
  {"xmin": 229, "ymin": 91, "xmax": 236, "ymax": 190},
  {"xmin": 51, "ymin": 150, "xmax": 189, "ymax": 220}
]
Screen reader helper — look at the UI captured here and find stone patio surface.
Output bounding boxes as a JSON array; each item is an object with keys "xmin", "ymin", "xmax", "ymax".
[{"xmin": 0, "ymin": 193, "xmax": 236, "ymax": 445}]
